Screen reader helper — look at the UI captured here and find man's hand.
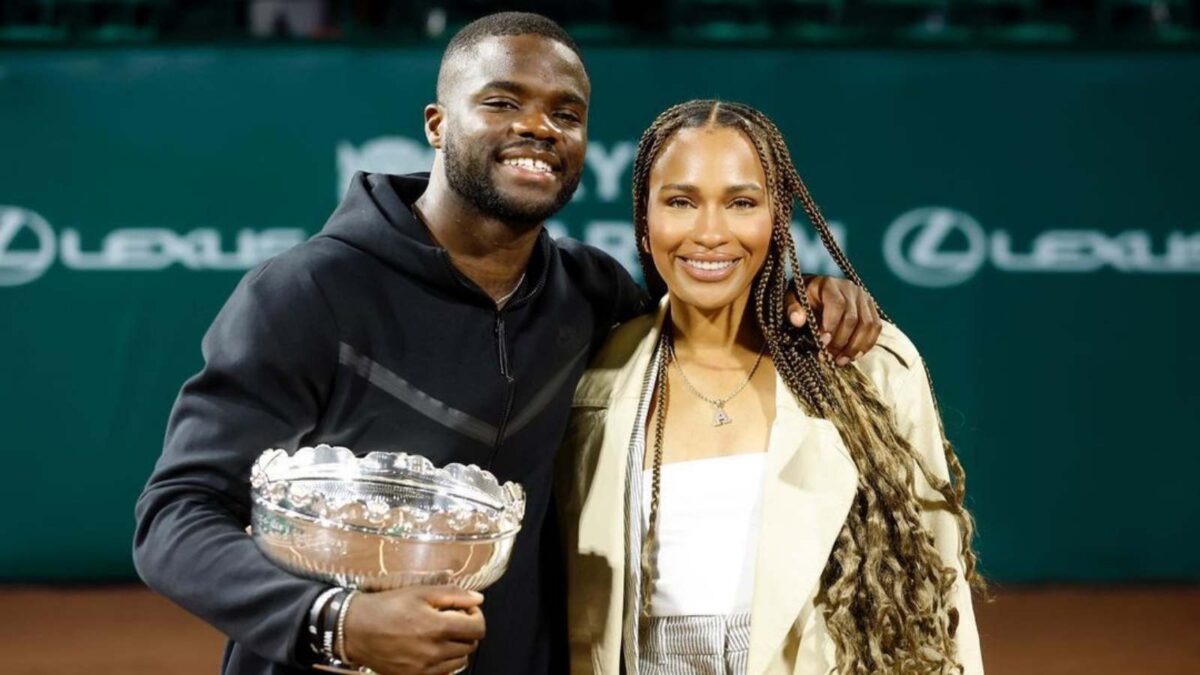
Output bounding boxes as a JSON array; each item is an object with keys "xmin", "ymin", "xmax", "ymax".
[
  {"xmin": 787, "ymin": 276, "xmax": 883, "ymax": 366},
  {"xmin": 343, "ymin": 585, "xmax": 486, "ymax": 675}
]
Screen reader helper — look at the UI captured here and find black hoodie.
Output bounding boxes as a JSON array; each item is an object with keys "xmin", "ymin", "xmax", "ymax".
[{"xmin": 133, "ymin": 172, "xmax": 648, "ymax": 675}]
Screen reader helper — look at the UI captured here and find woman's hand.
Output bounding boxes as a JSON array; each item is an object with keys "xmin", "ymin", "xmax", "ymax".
[{"xmin": 786, "ymin": 276, "xmax": 883, "ymax": 366}]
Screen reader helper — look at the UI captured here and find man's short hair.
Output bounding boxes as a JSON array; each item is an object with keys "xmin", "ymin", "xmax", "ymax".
[{"xmin": 437, "ymin": 12, "xmax": 584, "ymax": 101}]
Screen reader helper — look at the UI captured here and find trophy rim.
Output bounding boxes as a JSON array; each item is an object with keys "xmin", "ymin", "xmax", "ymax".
[
  {"xmin": 250, "ymin": 444, "xmax": 526, "ymax": 541},
  {"xmin": 251, "ymin": 495, "xmax": 523, "ymax": 542}
]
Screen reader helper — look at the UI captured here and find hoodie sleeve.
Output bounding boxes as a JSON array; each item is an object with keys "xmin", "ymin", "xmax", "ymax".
[{"xmin": 132, "ymin": 257, "xmax": 338, "ymax": 667}]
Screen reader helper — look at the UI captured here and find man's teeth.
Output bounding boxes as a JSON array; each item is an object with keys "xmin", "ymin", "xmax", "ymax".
[
  {"xmin": 502, "ymin": 157, "xmax": 553, "ymax": 173},
  {"xmin": 683, "ymin": 258, "xmax": 737, "ymax": 271}
]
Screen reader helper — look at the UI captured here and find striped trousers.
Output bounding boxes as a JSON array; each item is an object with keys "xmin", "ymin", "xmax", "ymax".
[{"xmin": 638, "ymin": 613, "xmax": 752, "ymax": 675}]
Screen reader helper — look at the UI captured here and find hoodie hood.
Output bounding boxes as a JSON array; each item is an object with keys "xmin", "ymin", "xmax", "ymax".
[{"xmin": 316, "ymin": 171, "xmax": 552, "ymax": 306}]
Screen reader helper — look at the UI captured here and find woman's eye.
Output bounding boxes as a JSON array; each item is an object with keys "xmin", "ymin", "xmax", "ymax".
[
  {"xmin": 666, "ymin": 197, "xmax": 693, "ymax": 209},
  {"xmin": 730, "ymin": 198, "xmax": 757, "ymax": 209}
]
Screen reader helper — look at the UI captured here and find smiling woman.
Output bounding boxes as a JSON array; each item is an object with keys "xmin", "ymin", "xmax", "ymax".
[
  {"xmin": 558, "ymin": 100, "xmax": 985, "ymax": 675},
  {"xmin": 646, "ymin": 126, "xmax": 775, "ymax": 312}
]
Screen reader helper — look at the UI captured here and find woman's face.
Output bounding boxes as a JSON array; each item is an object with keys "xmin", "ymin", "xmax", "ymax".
[{"xmin": 646, "ymin": 126, "xmax": 774, "ymax": 312}]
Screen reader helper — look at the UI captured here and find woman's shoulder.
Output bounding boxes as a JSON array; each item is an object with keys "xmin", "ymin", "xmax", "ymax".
[
  {"xmin": 594, "ymin": 312, "xmax": 659, "ymax": 368},
  {"xmin": 873, "ymin": 321, "xmax": 921, "ymax": 369},
  {"xmin": 854, "ymin": 321, "xmax": 925, "ymax": 403},
  {"xmin": 573, "ymin": 313, "xmax": 660, "ymax": 408}
]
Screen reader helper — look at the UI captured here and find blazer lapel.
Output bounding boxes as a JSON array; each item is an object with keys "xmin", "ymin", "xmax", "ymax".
[
  {"xmin": 574, "ymin": 304, "xmax": 667, "ymax": 675},
  {"xmin": 747, "ymin": 371, "xmax": 859, "ymax": 675},
  {"xmin": 575, "ymin": 303, "xmax": 666, "ymax": 556}
]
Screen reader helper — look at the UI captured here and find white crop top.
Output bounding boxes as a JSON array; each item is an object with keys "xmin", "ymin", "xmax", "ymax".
[{"xmin": 640, "ymin": 452, "xmax": 767, "ymax": 617}]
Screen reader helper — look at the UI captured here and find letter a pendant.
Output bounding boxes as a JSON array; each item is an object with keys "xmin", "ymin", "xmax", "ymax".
[{"xmin": 713, "ymin": 406, "xmax": 732, "ymax": 426}]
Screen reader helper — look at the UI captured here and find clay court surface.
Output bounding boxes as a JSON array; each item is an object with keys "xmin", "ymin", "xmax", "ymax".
[{"xmin": 1, "ymin": 585, "xmax": 1196, "ymax": 674}]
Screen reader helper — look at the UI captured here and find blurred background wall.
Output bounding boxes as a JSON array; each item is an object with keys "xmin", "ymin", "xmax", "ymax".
[{"xmin": 1, "ymin": 0, "xmax": 1197, "ymax": 590}]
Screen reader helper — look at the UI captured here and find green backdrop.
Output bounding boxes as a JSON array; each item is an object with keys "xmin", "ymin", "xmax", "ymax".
[{"xmin": 1, "ymin": 47, "xmax": 1197, "ymax": 582}]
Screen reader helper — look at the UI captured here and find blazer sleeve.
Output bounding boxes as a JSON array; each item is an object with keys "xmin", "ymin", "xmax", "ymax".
[
  {"xmin": 132, "ymin": 259, "xmax": 338, "ymax": 667},
  {"xmin": 893, "ymin": 352, "xmax": 985, "ymax": 675},
  {"xmin": 555, "ymin": 404, "xmax": 608, "ymax": 675}
]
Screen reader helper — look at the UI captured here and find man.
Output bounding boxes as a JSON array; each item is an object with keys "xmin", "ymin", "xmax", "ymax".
[{"xmin": 133, "ymin": 12, "xmax": 882, "ymax": 675}]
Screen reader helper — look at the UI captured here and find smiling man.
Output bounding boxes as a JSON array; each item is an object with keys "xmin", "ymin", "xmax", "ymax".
[{"xmin": 133, "ymin": 13, "xmax": 882, "ymax": 675}]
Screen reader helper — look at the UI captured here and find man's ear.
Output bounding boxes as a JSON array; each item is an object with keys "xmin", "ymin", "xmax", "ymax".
[{"xmin": 424, "ymin": 104, "xmax": 445, "ymax": 149}]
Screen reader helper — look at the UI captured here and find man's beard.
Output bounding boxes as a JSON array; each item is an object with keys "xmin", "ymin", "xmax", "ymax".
[{"xmin": 443, "ymin": 133, "xmax": 580, "ymax": 227}]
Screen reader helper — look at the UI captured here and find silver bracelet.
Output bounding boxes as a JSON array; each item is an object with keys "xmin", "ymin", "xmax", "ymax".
[{"xmin": 336, "ymin": 590, "xmax": 360, "ymax": 665}]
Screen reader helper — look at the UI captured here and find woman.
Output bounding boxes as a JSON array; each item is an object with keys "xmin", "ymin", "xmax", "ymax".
[{"xmin": 558, "ymin": 100, "xmax": 984, "ymax": 675}]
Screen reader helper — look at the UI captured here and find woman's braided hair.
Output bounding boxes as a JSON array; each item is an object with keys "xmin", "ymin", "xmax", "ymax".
[{"xmin": 633, "ymin": 100, "xmax": 984, "ymax": 674}]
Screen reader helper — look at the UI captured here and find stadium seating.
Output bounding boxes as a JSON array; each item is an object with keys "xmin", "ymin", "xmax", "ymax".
[{"xmin": 0, "ymin": 0, "xmax": 1196, "ymax": 46}]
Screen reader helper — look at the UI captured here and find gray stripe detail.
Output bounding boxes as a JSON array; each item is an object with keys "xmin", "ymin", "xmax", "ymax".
[
  {"xmin": 338, "ymin": 342, "xmax": 498, "ymax": 445},
  {"xmin": 502, "ymin": 344, "xmax": 590, "ymax": 441},
  {"xmin": 625, "ymin": 344, "xmax": 663, "ymax": 673},
  {"xmin": 640, "ymin": 614, "xmax": 751, "ymax": 674}
]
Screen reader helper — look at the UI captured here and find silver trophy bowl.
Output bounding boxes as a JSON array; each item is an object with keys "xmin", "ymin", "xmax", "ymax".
[{"xmin": 250, "ymin": 444, "xmax": 525, "ymax": 592}]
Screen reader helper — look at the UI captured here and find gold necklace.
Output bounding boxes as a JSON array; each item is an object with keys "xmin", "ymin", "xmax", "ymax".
[{"xmin": 666, "ymin": 333, "xmax": 767, "ymax": 426}]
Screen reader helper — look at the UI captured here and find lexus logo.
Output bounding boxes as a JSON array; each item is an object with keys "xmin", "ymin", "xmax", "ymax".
[
  {"xmin": 883, "ymin": 207, "xmax": 987, "ymax": 288},
  {"xmin": 0, "ymin": 206, "xmax": 56, "ymax": 287}
]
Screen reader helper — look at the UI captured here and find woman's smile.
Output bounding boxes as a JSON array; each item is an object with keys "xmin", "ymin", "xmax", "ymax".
[{"xmin": 676, "ymin": 255, "xmax": 742, "ymax": 282}]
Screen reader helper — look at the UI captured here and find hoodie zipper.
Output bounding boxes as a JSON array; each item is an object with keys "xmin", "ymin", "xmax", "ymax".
[
  {"xmin": 488, "ymin": 309, "xmax": 516, "ymax": 470},
  {"xmin": 484, "ymin": 260, "xmax": 550, "ymax": 473},
  {"xmin": 469, "ymin": 305, "xmax": 522, "ymax": 675}
]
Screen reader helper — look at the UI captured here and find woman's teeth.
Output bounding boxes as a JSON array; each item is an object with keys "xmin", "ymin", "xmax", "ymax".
[
  {"xmin": 683, "ymin": 258, "xmax": 737, "ymax": 271},
  {"xmin": 502, "ymin": 157, "xmax": 553, "ymax": 173}
]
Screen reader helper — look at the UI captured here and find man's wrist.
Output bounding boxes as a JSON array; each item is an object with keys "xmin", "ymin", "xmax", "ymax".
[{"xmin": 304, "ymin": 587, "xmax": 343, "ymax": 663}]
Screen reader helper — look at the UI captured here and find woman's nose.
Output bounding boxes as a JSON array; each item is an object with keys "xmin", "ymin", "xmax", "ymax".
[{"xmin": 692, "ymin": 207, "xmax": 730, "ymax": 248}]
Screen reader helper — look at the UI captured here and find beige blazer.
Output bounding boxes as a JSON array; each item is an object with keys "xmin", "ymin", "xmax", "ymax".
[{"xmin": 557, "ymin": 303, "xmax": 983, "ymax": 675}]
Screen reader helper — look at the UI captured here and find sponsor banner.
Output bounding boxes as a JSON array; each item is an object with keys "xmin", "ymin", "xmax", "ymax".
[
  {"xmin": 883, "ymin": 206, "xmax": 1200, "ymax": 287},
  {"xmin": 1, "ymin": 48, "xmax": 1197, "ymax": 582},
  {"xmin": 8, "ymin": 143, "xmax": 1194, "ymax": 289},
  {"xmin": 0, "ymin": 205, "xmax": 305, "ymax": 286}
]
